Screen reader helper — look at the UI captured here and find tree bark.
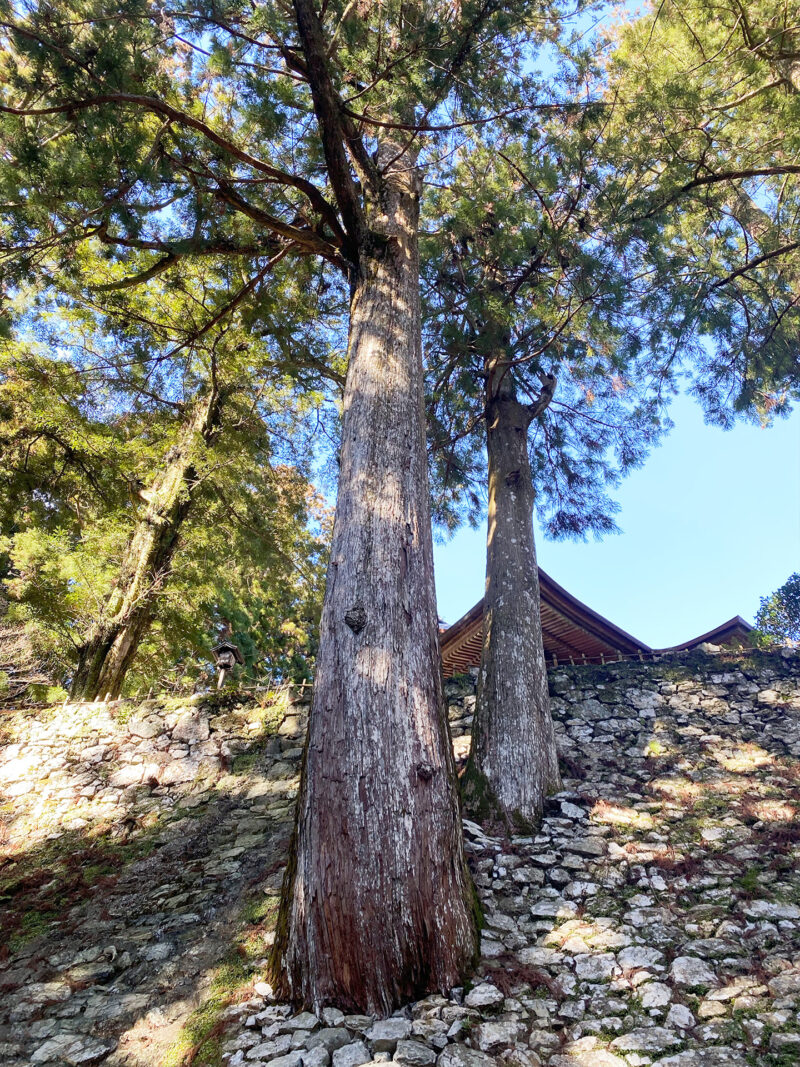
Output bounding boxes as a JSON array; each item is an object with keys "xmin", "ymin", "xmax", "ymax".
[
  {"xmin": 463, "ymin": 367, "xmax": 561, "ymax": 827},
  {"xmin": 69, "ymin": 387, "xmax": 223, "ymax": 701},
  {"xmin": 270, "ymin": 143, "xmax": 478, "ymax": 1015}
]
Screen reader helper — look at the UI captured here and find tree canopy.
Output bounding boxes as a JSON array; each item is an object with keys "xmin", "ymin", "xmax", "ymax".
[
  {"xmin": 755, "ymin": 573, "xmax": 800, "ymax": 646},
  {"xmin": 602, "ymin": 0, "xmax": 800, "ymax": 425},
  {"xmin": 1, "ymin": 252, "xmax": 334, "ymax": 692},
  {"xmin": 423, "ymin": 119, "xmax": 668, "ymax": 541}
]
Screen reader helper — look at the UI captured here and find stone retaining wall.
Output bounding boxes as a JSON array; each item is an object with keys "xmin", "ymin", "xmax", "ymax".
[
  {"xmin": 445, "ymin": 647, "xmax": 800, "ymax": 782},
  {"xmin": 0, "ymin": 690, "xmax": 310, "ymax": 856},
  {"xmin": 4, "ymin": 650, "xmax": 798, "ymax": 844},
  {"xmin": 2, "ymin": 650, "xmax": 800, "ymax": 1067}
]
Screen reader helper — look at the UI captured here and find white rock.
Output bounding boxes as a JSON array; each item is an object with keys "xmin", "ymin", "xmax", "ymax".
[
  {"xmin": 463, "ymin": 983, "xmax": 505, "ymax": 1010},
  {"xmin": 618, "ymin": 946, "xmax": 663, "ymax": 970},
  {"xmin": 609, "ymin": 1026, "xmax": 681, "ymax": 1052},
  {"xmin": 172, "ymin": 711, "xmax": 210, "ymax": 743},
  {"xmin": 701, "ymin": 826, "xmax": 726, "ymax": 842},
  {"xmin": 640, "ymin": 981, "xmax": 671, "ymax": 1008},
  {"xmin": 307, "ymin": 1029, "xmax": 351, "ymax": 1053},
  {"xmin": 502, "ymin": 1051, "xmax": 542, "ymax": 1067},
  {"xmin": 436, "ymin": 1046, "xmax": 495, "ymax": 1067},
  {"xmin": 265, "ymin": 1055, "xmax": 304, "ymax": 1067},
  {"xmin": 472, "ymin": 1020, "xmax": 526, "ymax": 1051},
  {"xmin": 743, "ymin": 899, "xmax": 800, "ymax": 920},
  {"xmin": 670, "ymin": 956, "xmax": 717, "ymax": 987},
  {"xmin": 301, "ymin": 1048, "xmax": 331, "ymax": 1067},
  {"xmin": 247, "ymin": 1038, "xmax": 291, "ymax": 1060},
  {"xmin": 66, "ymin": 1040, "xmax": 116, "ymax": 1065},
  {"xmin": 480, "ymin": 937, "xmax": 504, "ymax": 959},
  {"xmin": 128, "ymin": 718, "xmax": 160, "ymax": 738},
  {"xmin": 516, "ymin": 947, "xmax": 565, "ymax": 967},
  {"xmin": 656, "ymin": 1050, "xmax": 748, "ymax": 1066},
  {"xmin": 332, "ymin": 1042, "xmax": 371, "ymax": 1067},
  {"xmin": 31, "ymin": 1037, "xmax": 82, "ymax": 1064},
  {"xmin": 393, "ymin": 1040, "xmax": 436, "ymax": 1067},
  {"xmin": 529, "ymin": 898, "xmax": 578, "ymax": 919},
  {"xmin": 364, "ymin": 1019, "xmax": 411, "ymax": 1052},
  {"xmin": 707, "ymin": 975, "xmax": 759, "ymax": 1001},
  {"xmin": 566, "ymin": 837, "xmax": 606, "ymax": 857},
  {"xmin": 665, "ymin": 1003, "xmax": 696, "ymax": 1030},
  {"xmin": 108, "ymin": 764, "xmax": 144, "ymax": 788},
  {"xmin": 768, "ymin": 970, "xmax": 800, "ymax": 997},
  {"xmin": 574, "ymin": 954, "xmax": 616, "ymax": 982},
  {"xmin": 282, "ymin": 1013, "xmax": 319, "ymax": 1033}
]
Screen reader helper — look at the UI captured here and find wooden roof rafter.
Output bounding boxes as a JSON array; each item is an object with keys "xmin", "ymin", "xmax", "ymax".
[{"xmin": 439, "ymin": 569, "xmax": 753, "ymax": 678}]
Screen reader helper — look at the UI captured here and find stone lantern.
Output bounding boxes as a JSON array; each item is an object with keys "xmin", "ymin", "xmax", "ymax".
[{"xmin": 211, "ymin": 638, "xmax": 244, "ymax": 689}]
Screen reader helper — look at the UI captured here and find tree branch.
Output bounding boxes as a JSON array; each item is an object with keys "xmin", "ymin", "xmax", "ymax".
[
  {"xmin": 92, "ymin": 252, "xmax": 180, "ymax": 291},
  {"xmin": 527, "ymin": 372, "xmax": 557, "ymax": 419},
  {"xmin": 343, "ymin": 100, "xmax": 598, "ymax": 134},
  {"xmin": 709, "ymin": 240, "xmax": 800, "ymax": 290},
  {"xmin": 214, "ymin": 181, "xmax": 348, "ymax": 270},
  {"xmin": 161, "ymin": 247, "xmax": 293, "ymax": 360},
  {"xmin": 292, "ymin": 0, "xmax": 367, "ymax": 248},
  {"xmin": 0, "ymin": 92, "xmax": 343, "ymax": 238}
]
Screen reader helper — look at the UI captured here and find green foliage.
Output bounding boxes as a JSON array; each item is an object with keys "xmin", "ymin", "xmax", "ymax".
[
  {"xmin": 0, "ymin": 0, "xmax": 588, "ymax": 695},
  {"xmin": 602, "ymin": 0, "xmax": 800, "ymax": 427},
  {"xmin": 755, "ymin": 573, "xmax": 800, "ymax": 646},
  {"xmin": 1, "ymin": 254, "xmax": 333, "ymax": 693},
  {"xmin": 2, "ymin": 0, "xmax": 794, "ymax": 700},
  {"xmin": 26, "ymin": 683, "xmax": 69, "ymax": 704},
  {"xmin": 423, "ymin": 116, "xmax": 669, "ymax": 539},
  {"xmin": 0, "ymin": 0, "xmax": 575, "ymax": 305}
]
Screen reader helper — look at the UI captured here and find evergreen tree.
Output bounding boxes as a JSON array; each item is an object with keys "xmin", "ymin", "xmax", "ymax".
[
  {"xmin": 421, "ymin": 1, "xmax": 800, "ymax": 826},
  {"xmin": 1, "ymin": 260, "xmax": 333, "ymax": 695},
  {"xmin": 603, "ymin": 0, "xmax": 800, "ymax": 424},
  {"xmin": 755, "ymin": 574, "xmax": 800, "ymax": 646},
  {"xmin": 1, "ymin": 0, "xmax": 579, "ymax": 1008},
  {"xmin": 424, "ymin": 119, "xmax": 666, "ymax": 825}
]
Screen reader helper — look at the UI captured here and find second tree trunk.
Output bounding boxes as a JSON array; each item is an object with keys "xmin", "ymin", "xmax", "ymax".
[
  {"xmin": 69, "ymin": 387, "xmax": 223, "ymax": 701},
  {"xmin": 463, "ymin": 370, "xmax": 561, "ymax": 826}
]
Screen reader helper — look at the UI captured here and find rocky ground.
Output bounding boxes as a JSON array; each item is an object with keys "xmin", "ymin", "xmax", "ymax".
[{"xmin": 1, "ymin": 651, "xmax": 799, "ymax": 1067}]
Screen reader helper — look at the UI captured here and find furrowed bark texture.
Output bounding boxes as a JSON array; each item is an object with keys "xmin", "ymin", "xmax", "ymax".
[
  {"xmin": 70, "ymin": 389, "xmax": 222, "ymax": 701},
  {"xmin": 272, "ymin": 146, "xmax": 478, "ymax": 1014},
  {"xmin": 465, "ymin": 372, "xmax": 561, "ymax": 825}
]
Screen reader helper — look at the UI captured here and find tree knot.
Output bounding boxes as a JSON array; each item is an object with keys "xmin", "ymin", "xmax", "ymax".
[
  {"xmin": 344, "ymin": 603, "xmax": 367, "ymax": 635},
  {"xmin": 416, "ymin": 761, "xmax": 435, "ymax": 781}
]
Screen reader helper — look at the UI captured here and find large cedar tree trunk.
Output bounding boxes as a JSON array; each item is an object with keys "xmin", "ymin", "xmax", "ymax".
[
  {"xmin": 69, "ymin": 388, "xmax": 223, "ymax": 701},
  {"xmin": 271, "ymin": 145, "xmax": 478, "ymax": 1014},
  {"xmin": 463, "ymin": 369, "xmax": 561, "ymax": 826}
]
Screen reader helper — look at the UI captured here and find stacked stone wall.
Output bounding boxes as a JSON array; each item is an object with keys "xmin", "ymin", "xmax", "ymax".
[{"xmin": 1, "ymin": 651, "xmax": 800, "ymax": 1067}]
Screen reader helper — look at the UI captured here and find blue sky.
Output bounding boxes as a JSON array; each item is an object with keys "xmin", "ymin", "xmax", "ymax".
[{"xmin": 433, "ymin": 393, "xmax": 800, "ymax": 646}]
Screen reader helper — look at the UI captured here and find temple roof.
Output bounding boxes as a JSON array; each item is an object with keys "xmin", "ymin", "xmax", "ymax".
[
  {"xmin": 660, "ymin": 615, "xmax": 755, "ymax": 652},
  {"xmin": 440, "ymin": 570, "xmax": 753, "ymax": 677}
]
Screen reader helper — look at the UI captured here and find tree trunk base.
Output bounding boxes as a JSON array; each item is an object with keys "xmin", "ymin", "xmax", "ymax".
[{"xmin": 461, "ymin": 760, "xmax": 542, "ymax": 835}]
